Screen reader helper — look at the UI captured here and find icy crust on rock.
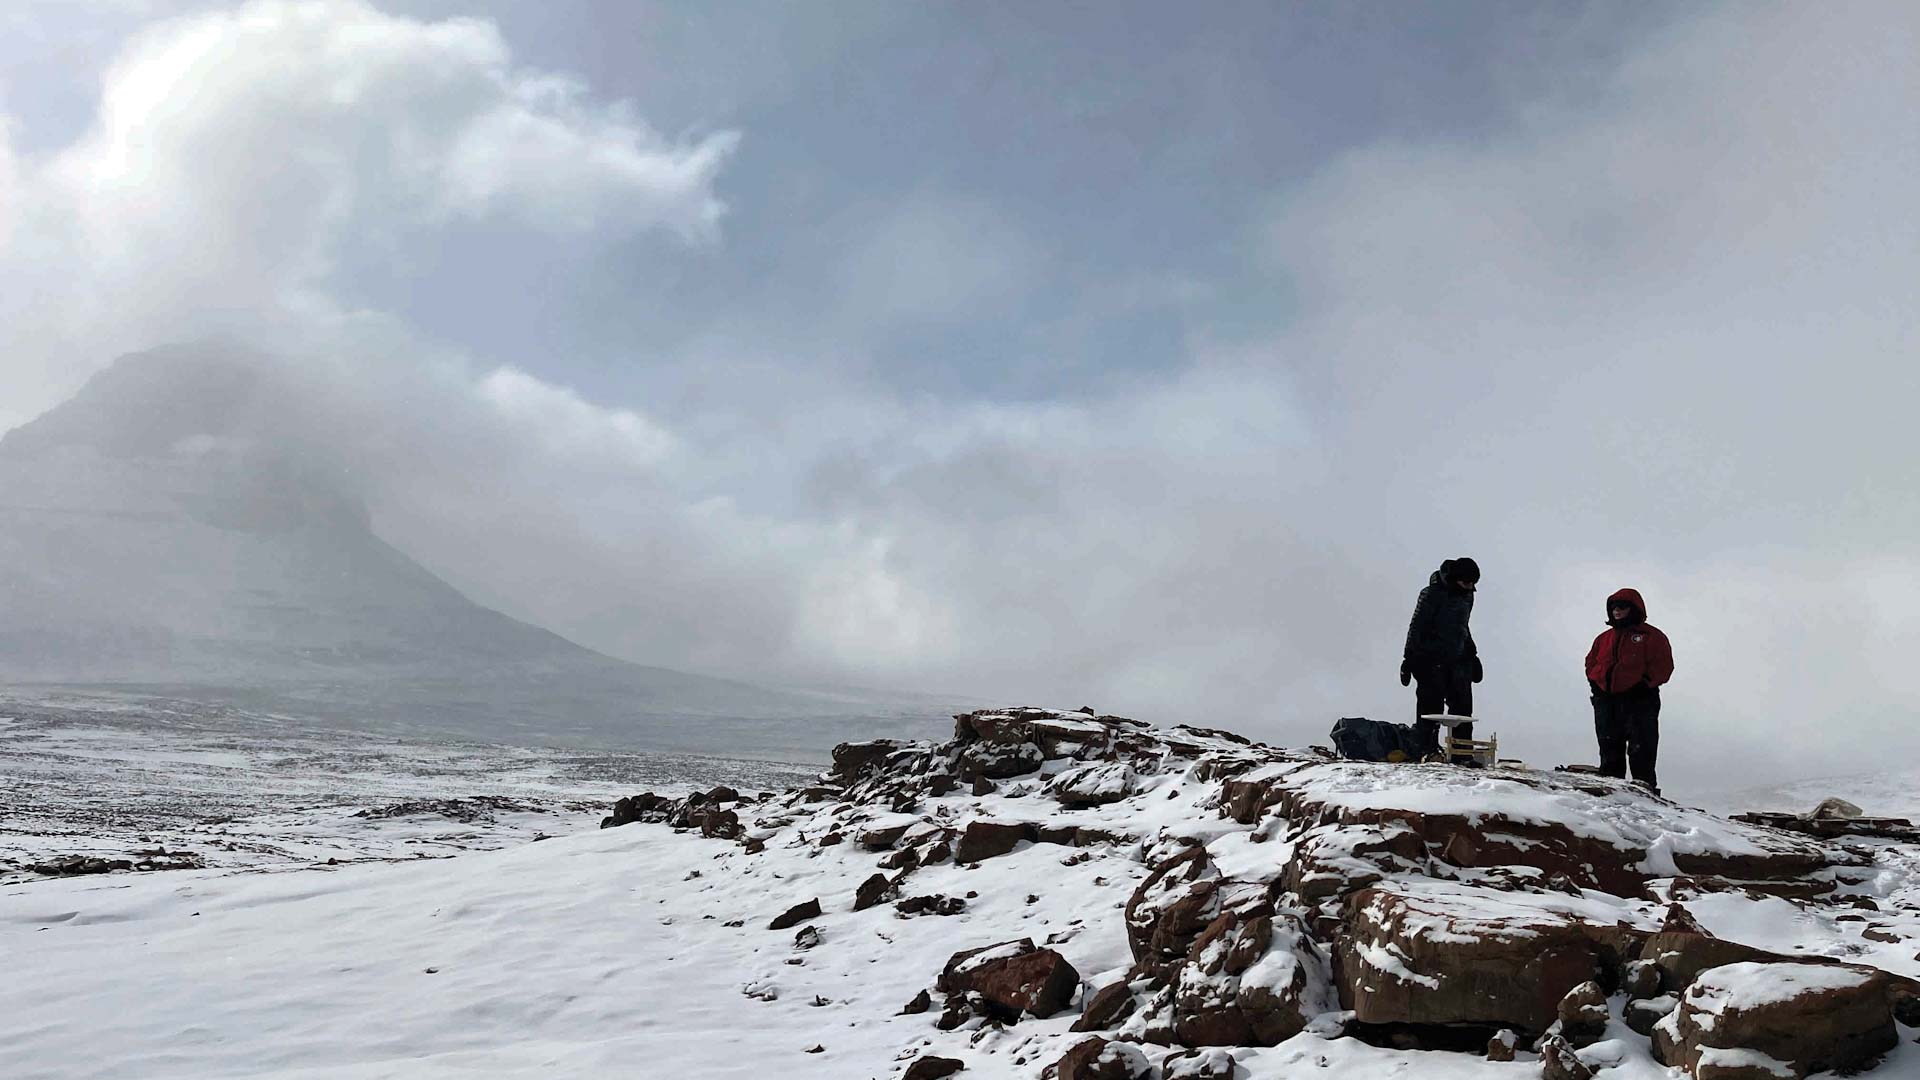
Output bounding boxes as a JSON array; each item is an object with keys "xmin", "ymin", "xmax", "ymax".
[
  {"xmin": 1279, "ymin": 761, "xmax": 1818, "ymax": 867},
  {"xmin": 1687, "ymin": 960, "xmax": 1879, "ymax": 1012},
  {"xmin": 1355, "ymin": 878, "xmax": 1658, "ymax": 943},
  {"xmin": 1696, "ymin": 1046, "xmax": 1796, "ymax": 1078}
]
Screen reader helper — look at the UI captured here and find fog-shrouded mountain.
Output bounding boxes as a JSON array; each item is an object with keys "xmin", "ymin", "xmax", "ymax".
[{"xmin": 0, "ymin": 345, "xmax": 950, "ymax": 757}]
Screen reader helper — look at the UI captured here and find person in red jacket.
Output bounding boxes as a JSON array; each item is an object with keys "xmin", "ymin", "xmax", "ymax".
[{"xmin": 1584, "ymin": 587, "xmax": 1674, "ymax": 792}]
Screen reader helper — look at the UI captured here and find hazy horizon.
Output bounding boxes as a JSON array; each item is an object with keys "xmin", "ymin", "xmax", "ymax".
[{"xmin": 3, "ymin": 2, "xmax": 1917, "ymax": 788}]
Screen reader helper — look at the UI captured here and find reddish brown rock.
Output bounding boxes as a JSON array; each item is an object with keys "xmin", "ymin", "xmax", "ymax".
[
  {"xmin": 1162, "ymin": 1048, "xmax": 1235, "ymax": 1080},
  {"xmin": 1556, "ymin": 980, "xmax": 1609, "ymax": 1048},
  {"xmin": 1072, "ymin": 980, "xmax": 1138, "ymax": 1032},
  {"xmin": 1284, "ymin": 820, "xmax": 1425, "ymax": 904},
  {"xmin": 830, "ymin": 739, "xmax": 903, "ymax": 780},
  {"xmin": 1486, "ymin": 1029, "xmax": 1519, "ymax": 1061},
  {"xmin": 859, "ymin": 821, "xmax": 915, "ymax": 850},
  {"xmin": 956, "ymin": 740, "xmax": 1044, "ymax": 780},
  {"xmin": 955, "ymin": 820, "xmax": 1032, "ymax": 863},
  {"xmin": 601, "ymin": 792, "xmax": 674, "ymax": 827},
  {"xmin": 1053, "ymin": 1038, "xmax": 1151, "ymax": 1080},
  {"xmin": 1638, "ymin": 909, "xmax": 1800, "ymax": 994},
  {"xmin": 1337, "ymin": 884, "xmax": 1624, "ymax": 1033},
  {"xmin": 1623, "ymin": 994, "xmax": 1677, "ymax": 1036},
  {"xmin": 768, "ymin": 898, "xmax": 821, "ymax": 930},
  {"xmin": 853, "ymin": 873, "xmax": 895, "ymax": 911},
  {"xmin": 939, "ymin": 939, "xmax": 1080, "ymax": 1019},
  {"xmin": 1124, "ymin": 846, "xmax": 1220, "ymax": 963},
  {"xmin": 693, "ymin": 806, "xmax": 741, "ymax": 840},
  {"xmin": 1539, "ymin": 1035, "xmax": 1595, "ymax": 1080},
  {"xmin": 1034, "ymin": 824, "xmax": 1079, "ymax": 846},
  {"xmin": 1654, "ymin": 961, "xmax": 1898, "ymax": 1078},
  {"xmin": 896, "ymin": 894, "xmax": 966, "ymax": 917},
  {"xmin": 1233, "ymin": 918, "xmax": 1331, "ymax": 1046},
  {"xmin": 901, "ymin": 1056, "xmax": 964, "ymax": 1080},
  {"xmin": 1051, "ymin": 762, "xmax": 1138, "ymax": 807}
]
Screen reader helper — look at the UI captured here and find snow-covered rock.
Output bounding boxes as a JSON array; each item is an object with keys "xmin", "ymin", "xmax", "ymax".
[
  {"xmin": 1654, "ymin": 960, "xmax": 1902, "ymax": 1077},
  {"xmin": 593, "ymin": 705, "xmax": 1920, "ymax": 1074}
]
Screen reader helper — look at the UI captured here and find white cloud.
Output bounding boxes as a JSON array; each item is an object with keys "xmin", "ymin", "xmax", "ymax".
[
  {"xmin": 477, "ymin": 368, "xmax": 678, "ymax": 471},
  {"xmin": 0, "ymin": 0, "xmax": 736, "ymax": 427},
  {"xmin": 1, "ymin": 2, "xmax": 1915, "ymax": 790}
]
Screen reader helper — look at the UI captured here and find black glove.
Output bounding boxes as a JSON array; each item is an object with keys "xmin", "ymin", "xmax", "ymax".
[
  {"xmin": 1468, "ymin": 656, "xmax": 1483, "ymax": 683},
  {"xmin": 1399, "ymin": 661, "xmax": 1412, "ymax": 687}
]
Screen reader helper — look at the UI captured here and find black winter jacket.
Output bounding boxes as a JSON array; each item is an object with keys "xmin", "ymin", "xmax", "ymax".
[{"xmin": 1403, "ymin": 570, "xmax": 1477, "ymax": 670}]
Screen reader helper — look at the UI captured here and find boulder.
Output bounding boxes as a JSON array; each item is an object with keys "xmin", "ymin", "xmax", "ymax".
[
  {"xmin": 1487, "ymin": 1029, "xmax": 1519, "ymax": 1061},
  {"xmin": 1051, "ymin": 762, "xmax": 1139, "ymax": 807},
  {"xmin": 1538, "ymin": 1035, "xmax": 1595, "ymax": 1080},
  {"xmin": 29, "ymin": 855, "xmax": 133, "ymax": 876},
  {"xmin": 1150, "ymin": 909, "xmax": 1332, "ymax": 1048},
  {"xmin": 1653, "ymin": 961, "xmax": 1898, "ymax": 1078},
  {"xmin": 1337, "ymin": 883, "xmax": 1624, "ymax": 1034},
  {"xmin": 1638, "ymin": 916, "xmax": 1799, "ymax": 994},
  {"xmin": 1623, "ymin": 993, "xmax": 1677, "ymax": 1036},
  {"xmin": 1232, "ymin": 915, "xmax": 1334, "ymax": 1045},
  {"xmin": 896, "ymin": 894, "xmax": 966, "ymax": 917},
  {"xmin": 1285, "ymin": 820, "xmax": 1424, "ymax": 904},
  {"xmin": 859, "ymin": 821, "xmax": 916, "ymax": 850},
  {"xmin": 1072, "ymin": 980, "xmax": 1138, "ymax": 1032},
  {"xmin": 692, "ymin": 806, "xmax": 741, "ymax": 840},
  {"xmin": 1556, "ymin": 980, "xmax": 1609, "ymax": 1048},
  {"xmin": 957, "ymin": 740, "xmax": 1044, "ymax": 780},
  {"xmin": 955, "ymin": 820, "xmax": 1031, "ymax": 863},
  {"xmin": 1162, "ymin": 1048, "xmax": 1235, "ymax": 1080},
  {"xmin": 1623, "ymin": 958, "xmax": 1661, "ymax": 1000},
  {"xmin": 601, "ymin": 792, "xmax": 674, "ymax": 827},
  {"xmin": 831, "ymin": 739, "xmax": 904, "ymax": 781},
  {"xmin": 939, "ymin": 939, "xmax": 1080, "ymax": 1019},
  {"xmin": 768, "ymin": 899, "xmax": 822, "ymax": 931},
  {"xmin": 1053, "ymin": 1038, "xmax": 1151, "ymax": 1080},
  {"xmin": 854, "ymin": 873, "xmax": 896, "ymax": 911},
  {"xmin": 901, "ymin": 1056, "xmax": 965, "ymax": 1080},
  {"xmin": 936, "ymin": 991, "xmax": 987, "ymax": 1031},
  {"xmin": 1124, "ymin": 846, "xmax": 1221, "ymax": 963}
]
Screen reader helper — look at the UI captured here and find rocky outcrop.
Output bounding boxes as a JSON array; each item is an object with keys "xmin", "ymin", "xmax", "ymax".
[{"xmin": 603, "ymin": 706, "xmax": 1916, "ymax": 1076}]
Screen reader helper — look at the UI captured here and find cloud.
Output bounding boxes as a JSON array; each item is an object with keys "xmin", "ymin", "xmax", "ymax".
[
  {"xmin": 0, "ymin": 0, "xmax": 735, "ymax": 427},
  {"xmin": 1, "ymin": 2, "xmax": 1915, "ymax": 789}
]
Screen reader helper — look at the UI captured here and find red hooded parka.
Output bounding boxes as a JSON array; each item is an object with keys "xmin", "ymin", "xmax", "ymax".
[{"xmin": 1584, "ymin": 588, "xmax": 1674, "ymax": 694}]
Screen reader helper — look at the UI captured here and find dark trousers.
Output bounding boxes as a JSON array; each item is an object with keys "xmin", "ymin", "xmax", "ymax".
[
  {"xmin": 1413, "ymin": 663, "xmax": 1473, "ymax": 755},
  {"xmin": 1594, "ymin": 687, "xmax": 1660, "ymax": 790}
]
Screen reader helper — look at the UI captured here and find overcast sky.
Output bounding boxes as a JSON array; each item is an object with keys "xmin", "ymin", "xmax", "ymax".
[{"xmin": 2, "ymin": 1, "xmax": 1916, "ymax": 789}]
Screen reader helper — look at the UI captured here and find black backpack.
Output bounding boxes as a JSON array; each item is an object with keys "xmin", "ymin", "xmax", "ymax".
[{"xmin": 1330, "ymin": 717, "xmax": 1422, "ymax": 762}]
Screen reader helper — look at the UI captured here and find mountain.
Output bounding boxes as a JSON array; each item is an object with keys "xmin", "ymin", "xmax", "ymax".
[{"xmin": 0, "ymin": 344, "xmax": 948, "ymax": 755}]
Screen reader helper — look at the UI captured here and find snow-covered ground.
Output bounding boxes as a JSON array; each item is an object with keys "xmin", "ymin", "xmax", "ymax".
[
  {"xmin": 0, "ymin": 690, "xmax": 815, "ymax": 881},
  {"xmin": 5, "ymin": 701, "xmax": 1919, "ymax": 1079},
  {"xmin": 1703, "ymin": 767, "xmax": 1920, "ymax": 820}
]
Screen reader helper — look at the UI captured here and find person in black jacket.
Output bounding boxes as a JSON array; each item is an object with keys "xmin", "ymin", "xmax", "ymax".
[{"xmin": 1401, "ymin": 557, "xmax": 1482, "ymax": 756}]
